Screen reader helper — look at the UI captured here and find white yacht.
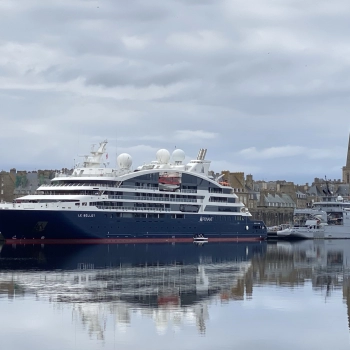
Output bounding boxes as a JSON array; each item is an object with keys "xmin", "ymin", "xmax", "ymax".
[
  {"xmin": 0, "ymin": 141, "xmax": 267, "ymax": 243},
  {"xmin": 277, "ymin": 195, "xmax": 350, "ymax": 239}
]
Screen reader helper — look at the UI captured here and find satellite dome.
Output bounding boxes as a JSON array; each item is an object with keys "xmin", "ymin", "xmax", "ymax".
[
  {"xmin": 172, "ymin": 149, "xmax": 185, "ymax": 163},
  {"xmin": 156, "ymin": 149, "xmax": 170, "ymax": 164},
  {"xmin": 117, "ymin": 153, "xmax": 132, "ymax": 169}
]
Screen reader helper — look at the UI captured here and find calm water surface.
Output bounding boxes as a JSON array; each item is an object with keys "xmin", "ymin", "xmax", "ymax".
[{"xmin": 1, "ymin": 240, "xmax": 350, "ymax": 350}]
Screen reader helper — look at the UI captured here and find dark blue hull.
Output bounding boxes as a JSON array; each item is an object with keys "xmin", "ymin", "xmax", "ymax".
[{"xmin": 0, "ymin": 209, "xmax": 267, "ymax": 241}]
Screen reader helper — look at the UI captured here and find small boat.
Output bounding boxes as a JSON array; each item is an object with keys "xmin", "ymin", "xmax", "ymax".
[{"xmin": 193, "ymin": 234, "xmax": 208, "ymax": 242}]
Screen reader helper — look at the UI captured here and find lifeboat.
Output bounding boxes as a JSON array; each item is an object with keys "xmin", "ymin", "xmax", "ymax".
[{"xmin": 158, "ymin": 176, "xmax": 181, "ymax": 185}]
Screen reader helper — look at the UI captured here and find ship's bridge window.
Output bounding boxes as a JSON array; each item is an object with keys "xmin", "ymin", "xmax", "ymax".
[
  {"xmin": 218, "ymin": 207, "xmax": 238, "ymax": 212},
  {"xmin": 209, "ymin": 187, "xmax": 223, "ymax": 194},
  {"xmin": 209, "ymin": 197, "xmax": 227, "ymax": 203},
  {"xmin": 204, "ymin": 205, "xmax": 218, "ymax": 211}
]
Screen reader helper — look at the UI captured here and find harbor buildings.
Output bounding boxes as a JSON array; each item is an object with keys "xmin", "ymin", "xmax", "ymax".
[{"xmin": 1, "ymin": 134, "xmax": 350, "ymax": 226}]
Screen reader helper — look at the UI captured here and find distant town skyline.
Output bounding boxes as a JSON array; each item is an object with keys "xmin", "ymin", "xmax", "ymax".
[{"xmin": 0, "ymin": 0, "xmax": 349, "ymax": 184}]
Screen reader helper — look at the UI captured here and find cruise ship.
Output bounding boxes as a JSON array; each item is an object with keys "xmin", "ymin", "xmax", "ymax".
[{"xmin": 0, "ymin": 141, "xmax": 267, "ymax": 243}]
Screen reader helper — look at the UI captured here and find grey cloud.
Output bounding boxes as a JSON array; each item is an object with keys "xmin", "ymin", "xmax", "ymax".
[
  {"xmin": 39, "ymin": 66, "xmax": 83, "ymax": 83},
  {"xmin": 85, "ymin": 63, "xmax": 194, "ymax": 88},
  {"xmin": 174, "ymin": 0, "xmax": 218, "ymax": 5},
  {"xmin": 0, "ymin": 0, "xmax": 350, "ymax": 183},
  {"xmin": 23, "ymin": 1, "xmax": 171, "ymax": 25}
]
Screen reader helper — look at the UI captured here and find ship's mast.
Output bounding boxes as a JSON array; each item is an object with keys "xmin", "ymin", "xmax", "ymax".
[{"xmin": 83, "ymin": 140, "xmax": 108, "ymax": 168}]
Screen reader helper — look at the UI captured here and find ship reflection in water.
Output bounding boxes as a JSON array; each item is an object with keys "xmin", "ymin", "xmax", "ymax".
[
  {"xmin": 0, "ymin": 243, "xmax": 265, "ymax": 337},
  {"xmin": 1, "ymin": 241, "xmax": 350, "ymax": 349}
]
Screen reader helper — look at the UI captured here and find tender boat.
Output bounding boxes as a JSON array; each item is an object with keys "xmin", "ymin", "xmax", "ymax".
[
  {"xmin": 193, "ymin": 234, "xmax": 208, "ymax": 243},
  {"xmin": 0, "ymin": 141, "xmax": 267, "ymax": 243}
]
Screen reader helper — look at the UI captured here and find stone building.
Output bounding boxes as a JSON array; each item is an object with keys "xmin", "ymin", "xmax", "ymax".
[
  {"xmin": 221, "ymin": 171, "xmax": 245, "ymax": 192},
  {"xmin": 0, "ymin": 170, "xmax": 16, "ymax": 203},
  {"xmin": 221, "ymin": 171, "xmax": 259, "ymax": 210},
  {"xmin": 220, "ymin": 172, "xmax": 298, "ymax": 227},
  {"xmin": 307, "ymin": 177, "xmax": 349, "ymax": 203},
  {"xmin": 0, "ymin": 169, "xmax": 66, "ymax": 202},
  {"xmin": 251, "ymin": 191, "xmax": 295, "ymax": 227}
]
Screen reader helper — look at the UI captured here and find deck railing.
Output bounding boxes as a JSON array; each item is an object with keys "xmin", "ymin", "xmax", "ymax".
[
  {"xmin": 96, "ymin": 206, "xmax": 171, "ymax": 212},
  {"xmin": 107, "ymin": 195, "xmax": 197, "ymax": 203}
]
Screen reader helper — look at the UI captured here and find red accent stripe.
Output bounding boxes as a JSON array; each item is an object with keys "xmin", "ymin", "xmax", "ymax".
[{"xmin": 3, "ymin": 236, "xmax": 265, "ymax": 245}]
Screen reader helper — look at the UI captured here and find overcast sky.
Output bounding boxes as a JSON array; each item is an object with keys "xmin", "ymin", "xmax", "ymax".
[{"xmin": 0, "ymin": 0, "xmax": 349, "ymax": 184}]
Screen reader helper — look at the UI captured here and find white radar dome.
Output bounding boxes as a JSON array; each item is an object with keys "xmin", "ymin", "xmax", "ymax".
[
  {"xmin": 117, "ymin": 153, "xmax": 132, "ymax": 169},
  {"xmin": 156, "ymin": 149, "xmax": 170, "ymax": 164},
  {"xmin": 172, "ymin": 149, "xmax": 185, "ymax": 163}
]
